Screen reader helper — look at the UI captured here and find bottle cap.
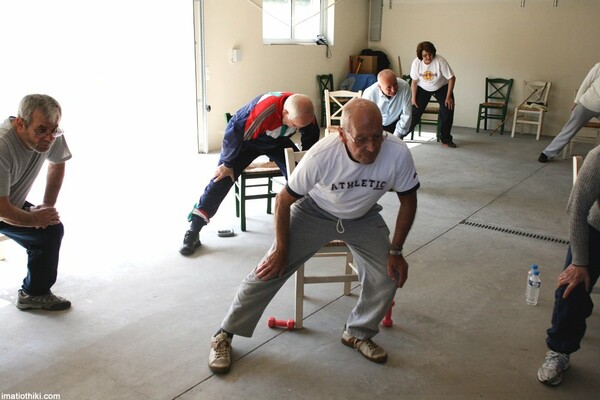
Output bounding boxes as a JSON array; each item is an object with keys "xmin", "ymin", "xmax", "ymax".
[
  {"xmin": 533, "ymin": 270, "xmax": 540, "ymax": 275},
  {"xmin": 532, "ymin": 264, "xmax": 538, "ymax": 269}
]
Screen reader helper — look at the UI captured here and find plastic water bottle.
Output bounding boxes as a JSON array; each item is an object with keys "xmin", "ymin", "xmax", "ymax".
[
  {"xmin": 525, "ymin": 264, "xmax": 539, "ymax": 296},
  {"xmin": 526, "ymin": 270, "xmax": 541, "ymax": 306}
]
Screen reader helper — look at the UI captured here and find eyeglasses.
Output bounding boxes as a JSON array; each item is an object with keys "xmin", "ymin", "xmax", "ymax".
[
  {"xmin": 344, "ymin": 130, "xmax": 387, "ymax": 147},
  {"xmin": 29, "ymin": 125, "xmax": 64, "ymax": 138}
]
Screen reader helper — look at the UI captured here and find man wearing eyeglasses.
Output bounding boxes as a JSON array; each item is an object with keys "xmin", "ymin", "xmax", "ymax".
[
  {"xmin": 208, "ymin": 98, "xmax": 419, "ymax": 373},
  {"xmin": 362, "ymin": 69, "xmax": 412, "ymax": 139},
  {"xmin": 0, "ymin": 94, "xmax": 72, "ymax": 311}
]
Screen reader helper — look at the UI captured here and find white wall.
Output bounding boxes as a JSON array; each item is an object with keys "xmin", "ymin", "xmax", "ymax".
[
  {"xmin": 371, "ymin": 0, "xmax": 600, "ymax": 136},
  {"xmin": 0, "ymin": 0, "xmax": 198, "ymax": 156},
  {"xmin": 203, "ymin": 0, "xmax": 371, "ymax": 150},
  {"xmin": 0, "ymin": 0, "xmax": 198, "ymax": 219}
]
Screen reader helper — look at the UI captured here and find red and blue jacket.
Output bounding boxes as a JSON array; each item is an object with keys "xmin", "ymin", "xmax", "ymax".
[{"xmin": 220, "ymin": 92, "xmax": 319, "ymax": 167}]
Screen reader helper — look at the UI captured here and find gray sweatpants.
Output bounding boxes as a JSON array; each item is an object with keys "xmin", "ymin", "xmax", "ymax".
[
  {"xmin": 221, "ymin": 196, "xmax": 398, "ymax": 340},
  {"xmin": 543, "ymin": 104, "xmax": 600, "ymax": 159}
]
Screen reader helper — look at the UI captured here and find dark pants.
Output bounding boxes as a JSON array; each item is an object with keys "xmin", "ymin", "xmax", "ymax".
[
  {"xmin": 0, "ymin": 203, "xmax": 64, "ymax": 296},
  {"xmin": 193, "ymin": 139, "xmax": 297, "ymax": 223},
  {"xmin": 383, "ymin": 119, "xmax": 398, "ymax": 135},
  {"xmin": 409, "ymin": 84, "xmax": 454, "ymax": 143},
  {"xmin": 546, "ymin": 225, "xmax": 600, "ymax": 354}
]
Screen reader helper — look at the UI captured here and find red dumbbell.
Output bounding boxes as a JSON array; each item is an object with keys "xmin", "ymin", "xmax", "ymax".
[
  {"xmin": 267, "ymin": 317, "xmax": 295, "ymax": 330},
  {"xmin": 382, "ymin": 300, "xmax": 395, "ymax": 328}
]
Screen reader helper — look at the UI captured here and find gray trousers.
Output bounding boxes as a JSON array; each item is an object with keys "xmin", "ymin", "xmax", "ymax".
[
  {"xmin": 221, "ymin": 196, "xmax": 398, "ymax": 340},
  {"xmin": 543, "ymin": 104, "xmax": 600, "ymax": 159}
]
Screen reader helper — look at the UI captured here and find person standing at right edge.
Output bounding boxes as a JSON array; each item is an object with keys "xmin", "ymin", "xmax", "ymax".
[
  {"xmin": 409, "ymin": 41, "xmax": 457, "ymax": 148},
  {"xmin": 537, "ymin": 144, "xmax": 600, "ymax": 386}
]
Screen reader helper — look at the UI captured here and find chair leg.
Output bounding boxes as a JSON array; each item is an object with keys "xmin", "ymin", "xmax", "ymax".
[
  {"xmin": 476, "ymin": 107, "xmax": 481, "ymax": 132},
  {"xmin": 511, "ymin": 111, "xmax": 519, "ymax": 138},
  {"xmin": 266, "ymin": 177, "xmax": 274, "ymax": 214},
  {"xmin": 536, "ymin": 114, "xmax": 543, "ymax": 140},
  {"xmin": 234, "ymin": 180, "xmax": 240, "ymax": 218},
  {"xmin": 484, "ymin": 110, "xmax": 488, "ymax": 131},
  {"xmin": 240, "ymin": 175, "xmax": 247, "ymax": 232},
  {"xmin": 295, "ymin": 264, "xmax": 306, "ymax": 329},
  {"xmin": 343, "ymin": 253, "xmax": 354, "ymax": 295}
]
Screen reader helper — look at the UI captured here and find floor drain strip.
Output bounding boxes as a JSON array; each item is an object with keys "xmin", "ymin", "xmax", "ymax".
[{"xmin": 460, "ymin": 220, "xmax": 569, "ymax": 245}]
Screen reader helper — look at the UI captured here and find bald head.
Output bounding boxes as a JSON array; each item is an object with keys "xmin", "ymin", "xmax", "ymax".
[
  {"xmin": 377, "ymin": 69, "xmax": 399, "ymax": 97},
  {"xmin": 341, "ymin": 98, "xmax": 382, "ymax": 131},
  {"xmin": 377, "ymin": 69, "xmax": 397, "ymax": 83},
  {"xmin": 284, "ymin": 94, "xmax": 314, "ymax": 120}
]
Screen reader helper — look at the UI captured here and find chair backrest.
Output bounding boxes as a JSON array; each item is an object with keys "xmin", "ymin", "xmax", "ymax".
[
  {"xmin": 324, "ymin": 89, "xmax": 362, "ymax": 134},
  {"xmin": 317, "ymin": 74, "xmax": 334, "ymax": 102},
  {"xmin": 284, "ymin": 147, "xmax": 307, "ymax": 177},
  {"xmin": 484, "ymin": 78, "xmax": 513, "ymax": 106},
  {"xmin": 524, "ymin": 80, "xmax": 552, "ymax": 107},
  {"xmin": 225, "ymin": 112, "xmax": 233, "ymax": 123},
  {"xmin": 401, "ymin": 74, "xmax": 412, "ymax": 85}
]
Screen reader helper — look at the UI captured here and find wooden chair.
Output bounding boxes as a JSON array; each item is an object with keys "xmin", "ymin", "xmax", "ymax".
[
  {"xmin": 562, "ymin": 119, "xmax": 600, "ymax": 159},
  {"xmin": 226, "ymin": 112, "xmax": 283, "ymax": 231},
  {"xmin": 401, "ymin": 74, "xmax": 440, "ymax": 141},
  {"xmin": 324, "ymin": 89, "xmax": 362, "ymax": 135},
  {"xmin": 284, "ymin": 148, "xmax": 358, "ymax": 329},
  {"xmin": 476, "ymin": 78, "xmax": 513, "ymax": 135},
  {"xmin": 317, "ymin": 74, "xmax": 334, "ymax": 127},
  {"xmin": 511, "ymin": 80, "xmax": 552, "ymax": 140},
  {"xmin": 416, "ymin": 94, "xmax": 441, "ymax": 141}
]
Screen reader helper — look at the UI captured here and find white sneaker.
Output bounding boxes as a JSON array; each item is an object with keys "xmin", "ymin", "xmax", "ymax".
[
  {"xmin": 341, "ymin": 330, "xmax": 387, "ymax": 363},
  {"xmin": 208, "ymin": 332, "xmax": 231, "ymax": 374},
  {"xmin": 538, "ymin": 350, "xmax": 570, "ymax": 386}
]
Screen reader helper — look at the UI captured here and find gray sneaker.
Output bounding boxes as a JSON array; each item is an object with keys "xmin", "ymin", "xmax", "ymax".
[
  {"xmin": 209, "ymin": 332, "xmax": 232, "ymax": 374},
  {"xmin": 16, "ymin": 289, "xmax": 71, "ymax": 311},
  {"xmin": 538, "ymin": 350, "xmax": 570, "ymax": 386},
  {"xmin": 341, "ymin": 330, "xmax": 387, "ymax": 363}
]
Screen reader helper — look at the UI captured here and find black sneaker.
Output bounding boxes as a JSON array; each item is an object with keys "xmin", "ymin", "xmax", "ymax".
[
  {"xmin": 180, "ymin": 230, "xmax": 201, "ymax": 255},
  {"xmin": 538, "ymin": 152, "xmax": 548, "ymax": 163},
  {"xmin": 442, "ymin": 141, "xmax": 457, "ymax": 148}
]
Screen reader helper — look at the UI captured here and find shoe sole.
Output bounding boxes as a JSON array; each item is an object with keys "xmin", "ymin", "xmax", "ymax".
[
  {"xmin": 537, "ymin": 365, "xmax": 569, "ymax": 386},
  {"xmin": 179, "ymin": 242, "xmax": 201, "ymax": 256},
  {"xmin": 209, "ymin": 364, "xmax": 231, "ymax": 374},
  {"xmin": 341, "ymin": 337, "xmax": 387, "ymax": 363},
  {"xmin": 16, "ymin": 302, "xmax": 71, "ymax": 311}
]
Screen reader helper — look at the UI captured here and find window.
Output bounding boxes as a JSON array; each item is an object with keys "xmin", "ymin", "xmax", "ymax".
[{"xmin": 262, "ymin": 0, "xmax": 332, "ymax": 45}]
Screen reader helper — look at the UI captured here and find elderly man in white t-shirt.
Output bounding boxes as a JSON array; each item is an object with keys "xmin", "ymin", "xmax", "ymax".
[
  {"xmin": 362, "ymin": 69, "xmax": 412, "ymax": 139},
  {"xmin": 207, "ymin": 98, "xmax": 420, "ymax": 374}
]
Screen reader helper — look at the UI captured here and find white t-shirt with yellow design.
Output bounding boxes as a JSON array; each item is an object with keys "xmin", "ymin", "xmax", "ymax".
[{"xmin": 410, "ymin": 54, "xmax": 454, "ymax": 92}]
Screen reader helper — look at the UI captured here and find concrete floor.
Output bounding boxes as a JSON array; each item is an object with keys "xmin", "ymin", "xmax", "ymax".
[{"xmin": 0, "ymin": 128, "xmax": 598, "ymax": 399}]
